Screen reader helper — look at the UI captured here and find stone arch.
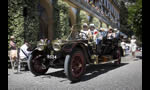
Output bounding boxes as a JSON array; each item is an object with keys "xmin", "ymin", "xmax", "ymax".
[
  {"xmin": 39, "ymin": 0, "xmax": 53, "ymax": 40},
  {"xmin": 68, "ymin": 7, "xmax": 77, "ymax": 26}
]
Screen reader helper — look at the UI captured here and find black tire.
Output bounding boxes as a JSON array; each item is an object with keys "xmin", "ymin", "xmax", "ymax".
[
  {"xmin": 64, "ymin": 49, "xmax": 86, "ymax": 82},
  {"xmin": 114, "ymin": 47, "xmax": 121, "ymax": 65},
  {"xmin": 120, "ymin": 47, "xmax": 124, "ymax": 56},
  {"xmin": 28, "ymin": 52, "xmax": 49, "ymax": 76}
]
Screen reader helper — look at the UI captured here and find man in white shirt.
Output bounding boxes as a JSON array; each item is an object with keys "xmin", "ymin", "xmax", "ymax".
[
  {"xmin": 88, "ymin": 24, "xmax": 97, "ymax": 35},
  {"xmin": 79, "ymin": 23, "xmax": 89, "ymax": 40},
  {"xmin": 121, "ymin": 39, "xmax": 126, "ymax": 56},
  {"xmin": 113, "ymin": 28, "xmax": 120, "ymax": 38},
  {"xmin": 107, "ymin": 28, "xmax": 113, "ymax": 39},
  {"xmin": 19, "ymin": 42, "xmax": 31, "ymax": 60}
]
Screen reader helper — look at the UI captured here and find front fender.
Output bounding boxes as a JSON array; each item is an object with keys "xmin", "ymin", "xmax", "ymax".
[
  {"xmin": 62, "ymin": 43, "xmax": 77, "ymax": 53},
  {"xmin": 62, "ymin": 42, "xmax": 91, "ymax": 64},
  {"xmin": 30, "ymin": 48, "xmax": 43, "ymax": 56}
]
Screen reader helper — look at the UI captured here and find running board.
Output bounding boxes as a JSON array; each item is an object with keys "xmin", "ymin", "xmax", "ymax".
[
  {"xmin": 88, "ymin": 59, "xmax": 118, "ymax": 65},
  {"xmin": 99, "ymin": 59, "xmax": 118, "ymax": 64}
]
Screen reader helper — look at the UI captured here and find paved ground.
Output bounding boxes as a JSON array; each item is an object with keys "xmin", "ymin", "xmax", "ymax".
[{"xmin": 8, "ymin": 51, "xmax": 142, "ymax": 90}]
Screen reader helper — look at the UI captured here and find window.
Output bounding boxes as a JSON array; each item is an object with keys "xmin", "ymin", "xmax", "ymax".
[
  {"xmin": 84, "ymin": 0, "xmax": 88, "ymax": 3},
  {"xmin": 104, "ymin": 0, "xmax": 106, "ymax": 6},
  {"xmin": 95, "ymin": 0, "xmax": 99, "ymax": 6},
  {"xmin": 71, "ymin": 7, "xmax": 77, "ymax": 15},
  {"xmin": 107, "ymin": 0, "xmax": 109, "ymax": 9},
  {"xmin": 106, "ymin": 0, "xmax": 108, "ymax": 8}
]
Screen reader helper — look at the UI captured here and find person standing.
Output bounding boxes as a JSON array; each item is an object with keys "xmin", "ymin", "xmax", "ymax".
[
  {"xmin": 9, "ymin": 36, "xmax": 17, "ymax": 72},
  {"xmin": 130, "ymin": 36, "xmax": 137, "ymax": 58}
]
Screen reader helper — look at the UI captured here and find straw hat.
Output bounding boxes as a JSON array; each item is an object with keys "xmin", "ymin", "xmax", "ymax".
[
  {"xmin": 114, "ymin": 28, "xmax": 117, "ymax": 31},
  {"xmin": 89, "ymin": 24, "xmax": 95, "ymax": 27},
  {"xmin": 109, "ymin": 27, "xmax": 113, "ymax": 30},
  {"xmin": 83, "ymin": 23, "xmax": 88, "ymax": 26},
  {"xmin": 10, "ymin": 36, "xmax": 15, "ymax": 39}
]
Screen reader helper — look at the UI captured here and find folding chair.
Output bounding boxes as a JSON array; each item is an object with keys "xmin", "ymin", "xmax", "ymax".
[{"xmin": 17, "ymin": 48, "xmax": 29, "ymax": 72}]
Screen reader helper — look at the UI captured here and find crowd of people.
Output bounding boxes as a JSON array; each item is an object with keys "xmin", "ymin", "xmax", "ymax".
[
  {"xmin": 79, "ymin": 23, "xmax": 120, "ymax": 44},
  {"xmin": 79, "ymin": 23, "xmax": 138, "ymax": 58},
  {"xmin": 9, "ymin": 36, "xmax": 31, "ymax": 73}
]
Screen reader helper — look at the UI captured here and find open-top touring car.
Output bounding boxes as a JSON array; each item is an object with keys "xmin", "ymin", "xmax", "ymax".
[{"xmin": 28, "ymin": 25, "xmax": 123, "ymax": 82}]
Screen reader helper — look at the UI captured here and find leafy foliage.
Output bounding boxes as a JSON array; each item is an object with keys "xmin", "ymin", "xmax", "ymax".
[
  {"xmin": 53, "ymin": 0, "xmax": 70, "ymax": 39},
  {"xmin": 119, "ymin": 1, "xmax": 133, "ymax": 37},
  {"xmin": 8, "ymin": 0, "xmax": 39, "ymax": 47},
  {"xmin": 127, "ymin": 0, "xmax": 142, "ymax": 41},
  {"xmin": 80, "ymin": 10, "xmax": 89, "ymax": 26},
  {"xmin": 133, "ymin": 7, "xmax": 142, "ymax": 41},
  {"xmin": 8, "ymin": 0, "xmax": 24, "ymax": 47},
  {"xmin": 24, "ymin": 0, "xmax": 40, "ymax": 45}
]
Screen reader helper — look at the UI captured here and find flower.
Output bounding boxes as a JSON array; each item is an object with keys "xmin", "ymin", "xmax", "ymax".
[{"xmin": 94, "ymin": 31, "xmax": 98, "ymax": 34}]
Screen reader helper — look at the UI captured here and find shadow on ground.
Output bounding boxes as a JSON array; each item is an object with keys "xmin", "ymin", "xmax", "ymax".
[
  {"xmin": 81, "ymin": 63, "xmax": 128, "ymax": 82},
  {"xmin": 43, "ymin": 62, "xmax": 128, "ymax": 83},
  {"xmin": 136, "ymin": 56, "xmax": 142, "ymax": 59}
]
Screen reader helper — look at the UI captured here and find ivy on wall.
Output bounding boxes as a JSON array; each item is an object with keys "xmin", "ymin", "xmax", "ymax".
[
  {"xmin": 53, "ymin": 0, "xmax": 70, "ymax": 39},
  {"xmin": 90, "ymin": 17, "xmax": 100, "ymax": 29},
  {"xmin": 8, "ymin": 0, "xmax": 39, "ymax": 47},
  {"xmin": 24, "ymin": 0, "xmax": 40, "ymax": 45},
  {"xmin": 80, "ymin": 10, "xmax": 89, "ymax": 26},
  {"xmin": 8, "ymin": 0, "xmax": 102, "ymax": 48},
  {"xmin": 8, "ymin": 0, "xmax": 24, "ymax": 47}
]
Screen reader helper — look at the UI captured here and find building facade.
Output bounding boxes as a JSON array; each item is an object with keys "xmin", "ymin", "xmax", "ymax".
[
  {"xmin": 64, "ymin": 0, "xmax": 120, "ymax": 28},
  {"xmin": 38, "ymin": 0, "xmax": 120, "ymax": 40},
  {"xmin": 33, "ymin": 0, "xmax": 120, "ymax": 40}
]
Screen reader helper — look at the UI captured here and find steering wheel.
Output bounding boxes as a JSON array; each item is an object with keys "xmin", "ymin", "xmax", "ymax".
[{"xmin": 79, "ymin": 32, "xmax": 88, "ymax": 40}]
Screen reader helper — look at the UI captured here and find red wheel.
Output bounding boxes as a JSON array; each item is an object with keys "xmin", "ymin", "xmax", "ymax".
[
  {"xmin": 71, "ymin": 53, "xmax": 84, "ymax": 78},
  {"xmin": 64, "ymin": 48, "xmax": 86, "ymax": 82}
]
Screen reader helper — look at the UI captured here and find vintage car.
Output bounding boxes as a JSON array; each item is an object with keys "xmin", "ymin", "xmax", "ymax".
[{"xmin": 28, "ymin": 25, "xmax": 123, "ymax": 82}]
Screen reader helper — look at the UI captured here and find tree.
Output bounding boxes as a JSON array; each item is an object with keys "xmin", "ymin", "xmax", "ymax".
[
  {"xmin": 8, "ymin": 0, "xmax": 24, "ymax": 47},
  {"xmin": 119, "ymin": 1, "xmax": 133, "ymax": 37},
  {"xmin": 8, "ymin": 0, "xmax": 40, "ymax": 47},
  {"xmin": 127, "ymin": 0, "xmax": 142, "ymax": 41},
  {"xmin": 133, "ymin": 7, "xmax": 142, "ymax": 41},
  {"xmin": 53, "ymin": 0, "xmax": 70, "ymax": 39}
]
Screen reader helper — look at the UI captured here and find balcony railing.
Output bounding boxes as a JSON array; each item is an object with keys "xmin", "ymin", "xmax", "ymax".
[{"xmin": 66, "ymin": 0, "xmax": 120, "ymax": 28}]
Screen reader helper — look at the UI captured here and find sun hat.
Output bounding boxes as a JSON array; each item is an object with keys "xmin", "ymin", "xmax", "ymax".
[
  {"xmin": 10, "ymin": 36, "xmax": 15, "ymax": 39},
  {"xmin": 83, "ymin": 23, "xmax": 88, "ymax": 26},
  {"xmin": 89, "ymin": 24, "xmax": 95, "ymax": 27}
]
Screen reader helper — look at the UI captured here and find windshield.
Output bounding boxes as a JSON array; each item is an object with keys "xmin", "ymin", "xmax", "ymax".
[{"xmin": 66, "ymin": 24, "xmax": 83, "ymax": 41}]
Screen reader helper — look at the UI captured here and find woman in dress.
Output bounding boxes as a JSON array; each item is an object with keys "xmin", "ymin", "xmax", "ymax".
[{"xmin": 130, "ymin": 36, "xmax": 137, "ymax": 58}]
